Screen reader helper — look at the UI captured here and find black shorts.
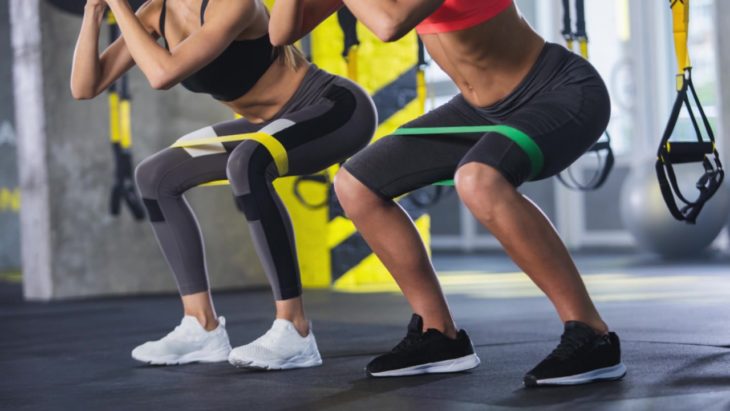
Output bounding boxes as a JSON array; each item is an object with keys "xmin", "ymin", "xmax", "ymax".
[{"xmin": 343, "ymin": 42, "xmax": 611, "ymax": 199}]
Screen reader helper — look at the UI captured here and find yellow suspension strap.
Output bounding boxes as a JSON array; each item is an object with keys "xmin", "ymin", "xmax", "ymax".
[
  {"xmin": 573, "ymin": 0, "xmax": 589, "ymax": 59},
  {"xmin": 107, "ymin": 12, "xmax": 145, "ymax": 220},
  {"xmin": 416, "ymin": 37, "xmax": 428, "ymax": 114},
  {"xmin": 557, "ymin": 0, "xmax": 614, "ymax": 191},
  {"xmin": 655, "ymin": 0, "xmax": 724, "ymax": 224},
  {"xmin": 171, "ymin": 132, "xmax": 288, "ymax": 186}
]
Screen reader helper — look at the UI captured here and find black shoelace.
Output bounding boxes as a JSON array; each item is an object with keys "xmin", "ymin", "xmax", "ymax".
[
  {"xmin": 548, "ymin": 333, "xmax": 594, "ymax": 360},
  {"xmin": 392, "ymin": 332, "xmax": 424, "ymax": 353}
]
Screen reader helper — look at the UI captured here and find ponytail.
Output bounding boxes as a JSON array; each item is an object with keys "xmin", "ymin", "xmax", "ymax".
[{"xmin": 273, "ymin": 44, "xmax": 305, "ymax": 71}]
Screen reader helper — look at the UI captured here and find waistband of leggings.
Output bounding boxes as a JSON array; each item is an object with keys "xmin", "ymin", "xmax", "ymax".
[
  {"xmin": 273, "ymin": 64, "xmax": 337, "ymax": 117},
  {"xmin": 470, "ymin": 42, "xmax": 572, "ymax": 116}
]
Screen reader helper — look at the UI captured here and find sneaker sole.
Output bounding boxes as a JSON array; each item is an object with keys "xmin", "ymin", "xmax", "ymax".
[
  {"xmin": 367, "ymin": 353, "xmax": 481, "ymax": 377},
  {"xmin": 132, "ymin": 347, "xmax": 231, "ymax": 365},
  {"xmin": 524, "ymin": 362, "xmax": 627, "ymax": 387},
  {"xmin": 229, "ymin": 351, "xmax": 323, "ymax": 371}
]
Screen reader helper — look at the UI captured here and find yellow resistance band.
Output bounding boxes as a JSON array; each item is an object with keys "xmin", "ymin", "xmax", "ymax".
[
  {"xmin": 671, "ymin": 0, "xmax": 691, "ymax": 89},
  {"xmin": 172, "ymin": 132, "xmax": 289, "ymax": 186}
]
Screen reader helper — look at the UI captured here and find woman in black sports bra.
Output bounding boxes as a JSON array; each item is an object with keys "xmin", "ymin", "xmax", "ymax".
[{"xmin": 71, "ymin": 0, "xmax": 376, "ymax": 369}]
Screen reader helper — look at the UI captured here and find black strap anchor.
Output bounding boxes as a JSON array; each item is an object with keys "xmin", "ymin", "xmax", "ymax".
[
  {"xmin": 107, "ymin": 14, "xmax": 145, "ymax": 220},
  {"xmin": 557, "ymin": 0, "xmax": 614, "ymax": 191},
  {"xmin": 655, "ymin": 68, "xmax": 724, "ymax": 224},
  {"xmin": 338, "ymin": 7, "xmax": 360, "ymax": 81},
  {"xmin": 293, "ymin": 173, "xmax": 331, "ymax": 210},
  {"xmin": 655, "ymin": 0, "xmax": 724, "ymax": 224}
]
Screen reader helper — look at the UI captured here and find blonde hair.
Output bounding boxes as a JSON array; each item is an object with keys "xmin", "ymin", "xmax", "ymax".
[{"xmin": 273, "ymin": 44, "xmax": 305, "ymax": 71}]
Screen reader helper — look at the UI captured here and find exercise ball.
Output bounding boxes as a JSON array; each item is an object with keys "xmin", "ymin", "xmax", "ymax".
[{"xmin": 619, "ymin": 161, "xmax": 730, "ymax": 258}]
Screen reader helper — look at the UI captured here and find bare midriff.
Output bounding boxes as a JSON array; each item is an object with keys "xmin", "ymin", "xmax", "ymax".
[
  {"xmin": 223, "ymin": 57, "xmax": 309, "ymax": 124},
  {"xmin": 419, "ymin": 3, "xmax": 545, "ymax": 108},
  {"xmin": 159, "ymin": 0, "xmax": 310, "ymax": 124}
]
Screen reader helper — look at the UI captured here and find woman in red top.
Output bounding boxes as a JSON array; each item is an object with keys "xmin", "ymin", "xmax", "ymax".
[{"xmin": 271, "ymin": 0, "xmax": 625, "ymax": 386}]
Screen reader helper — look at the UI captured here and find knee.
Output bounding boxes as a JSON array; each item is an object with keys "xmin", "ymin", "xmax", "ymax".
[
  {"xmin": 455, "ymin": 162, "xmax": 514, "ymax": 221},
  {"xmin": 135, "ymin": 154, "xmax": 170, "ymax": 198},
  {"xmin": 333, "ymin": 168, "xmax": 384, "ymax": 219},
  {"xmin": 226, "ymin": 141, "xmax": 270, "ymax": 186}
]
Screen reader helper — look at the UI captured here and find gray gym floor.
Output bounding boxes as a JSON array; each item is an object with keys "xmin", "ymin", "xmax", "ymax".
[{"xmin": 2, "ymin": 252, "xmax": 730, "ymax": 410}]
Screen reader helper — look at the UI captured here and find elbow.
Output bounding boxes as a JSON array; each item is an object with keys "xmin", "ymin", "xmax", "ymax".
[
  {"xmin": 70, "ymin": 84, "xmax": 96, "ymax": 100},
  {"xmin": 373, "ymin": 20, "xmax": 408, "ymax": 43},
  {"xmin": 148, "ymin": 70, "xmax": 175, "ymax": 90},
  {"xmin": 149, "ymin": 78, "xmax": 173, "ymax": 91},
  {"xmin": 375, "ymin": 28, "xmax": 402, "ymax": 43},
  {"xmin": 268, "ymin": 24, "xmax": 297, "ymax": 46},
  {"xmin": 270, "ymin": 35, "xmax": 294, "ymax": 47},
  {"xmin": 71, "ymin": 90, "xmax": 93, "ymax": 100},
  {"xmin": 269, "ymin": 32, "xmax": 292, "ymax": 47}
]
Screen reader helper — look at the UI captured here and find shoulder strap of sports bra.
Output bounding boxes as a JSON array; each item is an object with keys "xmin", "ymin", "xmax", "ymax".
[
  {"xmin": 159, "ymin": 0, "xmax": 169, "ymax": 49},
  {"xmin": 160, "ymin": 0, "xmax": 208, "ymax": 49},
  {"xmin": 200, "ymin": 0, "xmax": 209, "ymax": 24}
]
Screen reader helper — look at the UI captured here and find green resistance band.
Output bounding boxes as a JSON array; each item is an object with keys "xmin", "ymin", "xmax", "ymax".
[{"xmin": 392, "ymin": 125, "xmax": 544, "ymax": 186}]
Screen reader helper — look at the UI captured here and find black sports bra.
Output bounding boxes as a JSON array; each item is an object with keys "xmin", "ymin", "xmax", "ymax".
[{"xmin": 159, "ymin": 0, "xmax": 276, "ymax": 101}]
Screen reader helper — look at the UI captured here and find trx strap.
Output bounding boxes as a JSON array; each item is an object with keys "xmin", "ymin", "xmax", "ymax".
[
  {"xmin": 172, "ymin": 131, "xmax": 288, "ymax": 185},
  {"xmin": 557, "ymin": 0, "xmax": 614, "ymax": 191},
  {"xmin": 107, "ymin": 13, "xmax": 145, "ymax": 220},
  {"xmin": 393, "ymin": 125, "xmax": 544, "ymax": 185},
  {"xmin": 338, "ymin": 7, "xmax": 359, "ymax": 81},
  {"xmin": 655, "ymin": 0, "xmax": 724, "ymax": 224},
  {"xmin": 417, "ymin": 38, "xmax": 428, "ymax": 113},
  {"xmin": 293, "ymin": 174, "xmax": 330, "ymax": 210}
]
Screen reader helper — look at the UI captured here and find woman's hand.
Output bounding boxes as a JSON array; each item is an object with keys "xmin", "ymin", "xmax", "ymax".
[
  {"xmin": 70, "ymin": 0, "xmax": 148, "ymax": 99},
  {"xmin": 85, "ymin": 0, "xmax": 108, "ymax": 10},
  {"xmin": 82, "ymin": 0, "xmax": 108, "ymax": 27}
]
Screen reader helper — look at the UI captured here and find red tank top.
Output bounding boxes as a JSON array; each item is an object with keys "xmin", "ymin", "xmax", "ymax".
[{"xmin": 416, "ymin": 0, "xmax": 512, "ymax": 34}]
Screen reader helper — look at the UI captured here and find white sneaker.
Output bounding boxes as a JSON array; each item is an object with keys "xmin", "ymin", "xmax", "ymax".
[
  {"xmin": 131, "ymin": 316, "xmax": 232, "ymax": 365},
  {"xmin": 228, "ymin": 319, "xmax": 323, "ymax": 370}
]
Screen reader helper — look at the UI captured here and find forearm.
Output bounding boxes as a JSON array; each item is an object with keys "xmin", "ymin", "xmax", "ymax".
[
  {"xmin": 341, "ymin": 0, "xmax": 442, "ymax": 41},
  {"xmin": 70, "ymin": 4, "xmax": 106, "ymax": 99},
  {"xmin": 106, "ymin": 0, "xmax": 172, "ymax": 88},
  {"xmin": 269, "ymin": 0, "xmax": 343, "ymax": 45}
]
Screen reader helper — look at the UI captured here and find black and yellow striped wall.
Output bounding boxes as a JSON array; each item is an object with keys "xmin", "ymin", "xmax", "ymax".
[{"xmin": 269, "ymin": 7, "xmax": 431, "ymax": 292}]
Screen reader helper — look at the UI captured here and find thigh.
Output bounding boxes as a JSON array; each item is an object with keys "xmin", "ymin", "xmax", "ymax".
[
  {"xmin": 461, "ymin": 76, "xmax": 611, "ymax": 186},
  {"xmin": 138, "ymin": 122, "xmax": 250, "ymax": 196},
  {"xmin": 506, "ymin": 81, "xmax": 611, "ymax": 181},
  {"xmin": 136, "ymin": 147, "xmax": 230, "ymax": 196},
  {"xmin": 219, "ymin": 80, "xmax": 377, "ymax": 178},
  {"xmin": 267, "ymin": 79, "xmax": 377, "ymax": 177},
  {"xmin": 343, "ymin": 96, "xmax": 492, "ymax": 199}
]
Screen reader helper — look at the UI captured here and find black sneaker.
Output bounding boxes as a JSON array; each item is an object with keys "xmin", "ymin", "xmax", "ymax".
[
  {"xmin": 523, "ymin": 321, "xmax": 627, "ymax": 387},
  {"xmin": 366, "ymin": 314, "xmax": 481, "ymax": 377}
]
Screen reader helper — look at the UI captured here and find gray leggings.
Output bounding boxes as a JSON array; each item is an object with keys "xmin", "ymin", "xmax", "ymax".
[{"xmin": 135, "ymin": 67, "xmax": 377, "ymax": 300}]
